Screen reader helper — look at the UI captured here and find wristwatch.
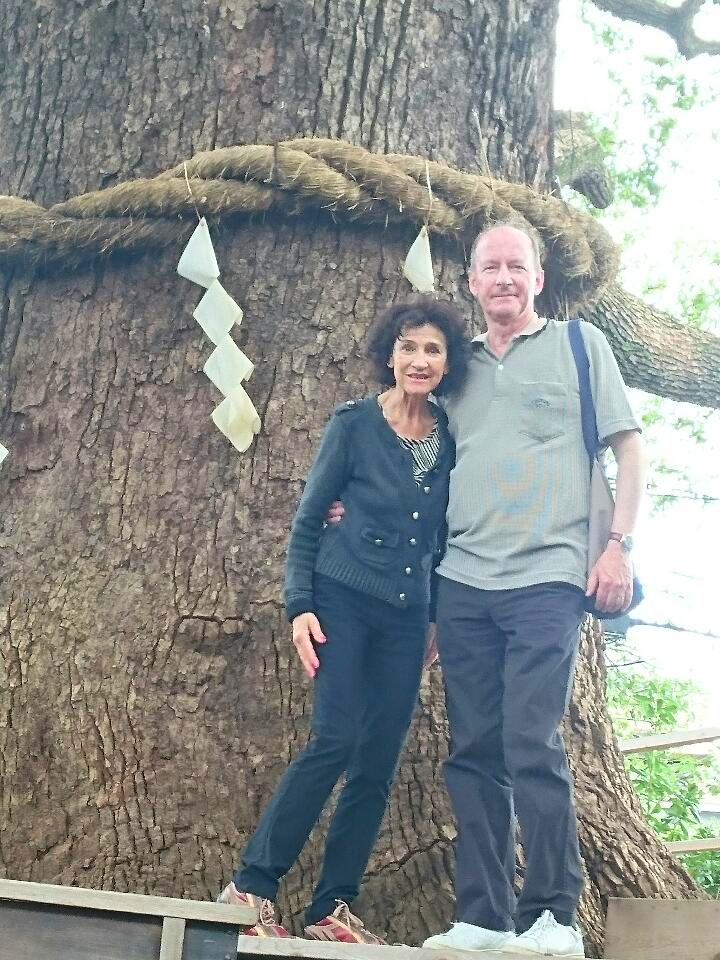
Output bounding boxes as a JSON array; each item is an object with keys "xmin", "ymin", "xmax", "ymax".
[{"xmin": 608, "ymin": 532, "xmax": 634, "ymax": 552}]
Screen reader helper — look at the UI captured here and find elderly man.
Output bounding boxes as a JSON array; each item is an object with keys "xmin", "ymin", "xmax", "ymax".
[{"xmin": 421, "ymin": 221, "xmax": 644, "ymax": 957}]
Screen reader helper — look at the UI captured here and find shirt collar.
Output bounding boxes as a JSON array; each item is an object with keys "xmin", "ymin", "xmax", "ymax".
[{"xmin": 472, "ymin": 314, "xmax": 548, "ymax": 346}]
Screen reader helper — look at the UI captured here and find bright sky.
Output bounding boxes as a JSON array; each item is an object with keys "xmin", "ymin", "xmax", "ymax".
[{"xmin": 555, "ymin": 1, "xmax": 720, "ymax": 732}]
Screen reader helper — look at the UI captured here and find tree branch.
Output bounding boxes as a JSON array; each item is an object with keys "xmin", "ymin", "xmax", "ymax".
[
  {"xmin": 607, "ymin": 613, "xmax": 720, "ymax": 638},
  {"xmin": 591, "ymin": 0, "xmax": 720, "ymax": 58},
  {"xmin": 579, "ymin": 282, "xmax": 720, "ymax": 409}
]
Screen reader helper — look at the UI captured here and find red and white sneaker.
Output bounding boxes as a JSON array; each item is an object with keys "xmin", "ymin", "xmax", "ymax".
[
  {"xmin": 305, "ymin": 900, "xmax": 386, "ymax": 945},
  {"xmin": 217, "ymin": 882, "xmax": 291, "ymax": 938}
]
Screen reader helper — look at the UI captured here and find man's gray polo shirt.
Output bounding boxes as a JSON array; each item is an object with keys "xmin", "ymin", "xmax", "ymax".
[{"xmin": 438, "ymin": 317, "xmax": 640, "ymax": 592}]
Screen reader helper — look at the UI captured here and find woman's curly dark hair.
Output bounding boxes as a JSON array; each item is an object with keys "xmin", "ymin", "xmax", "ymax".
[{"xmin": 366, "ymin": 297, "xmax": 469, "ymax": 397}]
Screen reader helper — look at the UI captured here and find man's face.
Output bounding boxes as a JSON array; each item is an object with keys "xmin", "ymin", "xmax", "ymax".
[{"xmin": 468, "ymin": 227, "xmax": 544, "ymax": 326}]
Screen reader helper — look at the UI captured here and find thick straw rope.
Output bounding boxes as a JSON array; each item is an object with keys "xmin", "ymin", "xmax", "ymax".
[{"xmin": 0, "ymin": 138, "xmax": 618, "ymax": 313}]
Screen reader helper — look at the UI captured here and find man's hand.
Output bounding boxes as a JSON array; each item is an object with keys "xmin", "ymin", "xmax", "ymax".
[
  {"xmin": 325, "ymin": 500, "xmax": 345, "ymax": 524},
  {"xmin": 424, "ymin": 622, "xmax": 439, "ymax": 668},
  {"xmin": 291, "ymin": 613, "xmax": 326, "ymax": 679},
  {"xmin": 586, "ymin": 541, "xmax": 633, "ymax": 613}
]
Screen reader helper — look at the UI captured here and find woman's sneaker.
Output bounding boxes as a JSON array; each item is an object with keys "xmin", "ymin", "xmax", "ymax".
[
  {"xmin": 305, "ymin": 901, "xmax": 386, "ymax": 944},
  {"xmin": 217, "ymin": 882, "xmax": 291, "ymax": 938}
]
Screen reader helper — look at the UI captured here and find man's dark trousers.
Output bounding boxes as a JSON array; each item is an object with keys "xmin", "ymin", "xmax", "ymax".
[{"xmin": 437, "ymin": 576, "xmax": 586, "ymax": 933}]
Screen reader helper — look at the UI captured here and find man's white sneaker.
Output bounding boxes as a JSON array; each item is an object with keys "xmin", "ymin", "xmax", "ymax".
[
  {"xmin": 502, "ymin": 911, "xmax": 585, "ymax": 957},
  {"xmin": 423, "ymin": 922, "xmax": 516, "ymax": 952}
]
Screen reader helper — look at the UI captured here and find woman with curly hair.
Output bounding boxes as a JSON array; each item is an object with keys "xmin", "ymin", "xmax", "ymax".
[{"xmin": 219, "ymin": 298, "xmax": 468, "ymax": 942}]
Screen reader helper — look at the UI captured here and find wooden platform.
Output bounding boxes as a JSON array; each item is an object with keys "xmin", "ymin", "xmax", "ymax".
[
  {"xmin": 2, "ymin": 879, "xmax": 719, "ymax": 960},
  {"xmin": 0, "ymin": 878, "xmax": 256, "ymax": 960},
  {"xmin": 236, "ymin": 938, "xmax": 506, "ymax": 960},
  {"xmin": 0, "ymin": 877, "xmax": 507, "ymax": 960},
  {"xmin": 0, "ymin": 879, "xmax": 517, "ymax": 960}
]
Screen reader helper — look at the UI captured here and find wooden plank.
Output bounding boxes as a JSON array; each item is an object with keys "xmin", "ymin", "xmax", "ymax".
[
  {"xmin": 666, "ymin": 836, "xmax": 720, "ymax": 853},
  {"xmin": 0, "ymin": 900, "xmax": 162, "ymax": 960},
  {"xmin": 605, "ymin": 898, "xmax": 720, "ymax": 960},
  {"xmin": 618, "ymin": 727, "xmax": 720, "ymax": 754},
  {"xmin": 236, "ymin": 935, "xmax": 510, "ymax": 960},
  {"xmin": 184, "ymin": 919, "xmax": 247, "ymax": 960},
  {"xmin": 0, "ymin": 877, "xmax": 255, "ymax": 925},
  {"xmin": 159, "ymin": 917, "xmax": 186, "ymax": 960}
]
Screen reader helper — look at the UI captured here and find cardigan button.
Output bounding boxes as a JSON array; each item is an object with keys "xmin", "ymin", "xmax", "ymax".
[
  {"xmin": 412, "ymin": 511, "xmax": 420, "ymax": 520},
  {"xmin": 423, "ymin": 486, "xmax": 431, "ymax": 494},
  {"xmin": 405, "ymin": 567, "xmax": 412, "ymax": 575},
  {"xmin": 399, "ymin": 593, "xmax": 406, "ymax": 601},
  {"xmin": 409, "ymin": 537, "xmax": 417, "ymax": 546},
  {"xmin": 374, "ymin": 538, "xmax": 383, "ymax": 545}
]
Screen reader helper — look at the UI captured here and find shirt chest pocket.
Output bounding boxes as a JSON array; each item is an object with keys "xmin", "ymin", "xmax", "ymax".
[{"xmin": 519, "ymin": 382, "xmax": 568, "ymax": 443}]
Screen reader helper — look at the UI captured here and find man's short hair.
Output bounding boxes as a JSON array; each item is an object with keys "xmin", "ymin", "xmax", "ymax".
[{"xmin": 469, "ymin": 218, "xmax": 545, "ymax": 271}]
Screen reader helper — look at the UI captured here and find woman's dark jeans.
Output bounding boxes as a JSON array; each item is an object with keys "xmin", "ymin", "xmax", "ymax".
[{"xmin": 234, "ymin": 574, "xmax": 427, "ymax": 924}]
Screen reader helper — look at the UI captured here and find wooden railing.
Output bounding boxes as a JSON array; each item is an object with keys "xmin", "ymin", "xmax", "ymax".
[
  {"xmin": 617, "ymin": 726, "xmax": 720, "ymax": 755},
  {"xmin": 618, "ymin": 726, "xmax": 720, "ymax": 854}
]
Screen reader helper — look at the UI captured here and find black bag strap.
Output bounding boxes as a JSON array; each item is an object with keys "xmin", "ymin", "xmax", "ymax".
[{"xmin": 567, "ymin": 318, "xmax": 600, "ymax": 461}]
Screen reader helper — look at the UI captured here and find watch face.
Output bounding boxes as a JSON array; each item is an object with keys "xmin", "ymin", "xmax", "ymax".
[{"xmin": 622, "ymin": 535, "xmax": 634, "ymax": 552}]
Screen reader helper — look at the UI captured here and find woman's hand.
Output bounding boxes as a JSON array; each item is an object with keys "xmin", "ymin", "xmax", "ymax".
[
  {"xmin": 424, "ymin": 622, "xmax": 439, "ymax": 668},
  {"xmin": 291, "ymin": 613, "xmax": 327, "ymax": 679}
]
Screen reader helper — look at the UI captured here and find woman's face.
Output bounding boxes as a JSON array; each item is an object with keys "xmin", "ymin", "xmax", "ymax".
[{"xmin": 388, "ymin": 323, "xmax": 449, "ymax": 396}]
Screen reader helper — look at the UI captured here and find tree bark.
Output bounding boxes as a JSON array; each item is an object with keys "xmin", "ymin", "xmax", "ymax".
[{"xmin": 0, "ymin": 2, "xmax": 707, "ymax": 956}]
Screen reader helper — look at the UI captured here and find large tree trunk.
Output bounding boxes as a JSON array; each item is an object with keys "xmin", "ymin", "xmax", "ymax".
[{"xmin": 0, "ymin": 2, "xmax": 705, "ymax": 956}]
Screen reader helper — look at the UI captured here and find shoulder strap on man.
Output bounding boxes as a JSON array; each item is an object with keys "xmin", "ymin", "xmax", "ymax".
[{"xmin": 567, "ymin": 319, "xmax": 600, "ymax": 460}]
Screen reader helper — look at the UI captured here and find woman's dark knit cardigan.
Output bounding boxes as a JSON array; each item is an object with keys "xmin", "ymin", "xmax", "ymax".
[{"xmin": 283, "ymin": 396, "xmax": 454, "ymax": 622}]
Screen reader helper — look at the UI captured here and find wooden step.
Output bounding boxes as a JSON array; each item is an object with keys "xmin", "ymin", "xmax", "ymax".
[
  {"xmin": 0, "ymin": 877, "xmax": 256, "ymax": 960},
  {"xmin": 605, "ymin": 898, "xmax": 720, "ymax": 960},
  {"xmin": 237, "ymin": 937, "xmax": 508, "ymax": 960}
]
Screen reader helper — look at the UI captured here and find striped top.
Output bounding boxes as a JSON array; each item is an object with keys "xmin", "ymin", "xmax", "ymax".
[{"xmin": 397, "ymin": 422, "xmax": 440, "ymax": 484}]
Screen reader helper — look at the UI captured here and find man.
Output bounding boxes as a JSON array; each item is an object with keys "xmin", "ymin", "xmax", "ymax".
[{"xmin": 421, "ymin": 221, "xmax": 644, "ymax": 957}]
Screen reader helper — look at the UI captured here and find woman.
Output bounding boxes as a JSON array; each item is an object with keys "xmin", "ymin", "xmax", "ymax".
[{"xmin": 219, "ymin": 298, "xmax": 468, "ymax": 941}]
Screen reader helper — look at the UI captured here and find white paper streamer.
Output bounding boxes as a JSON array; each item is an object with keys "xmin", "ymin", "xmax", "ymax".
[
  {"xmin": 403, "ymin": 225, "xmax": 435, "ymax": 293},
  {"xmin": 0, "ymin": 443, "xmax": 8, "ymax": 466},
  {"xmin": 211, "ymin": 384, "xmax": 261, "ymax": 454},
  {"xmin": 204, "ymin": 336, "xmax": 254, "ymax": 394},
  {"xmin": 177, "ymin": 216, "xmax": 262, "ymax": 454},
  {"xmin": 177, "ymin": 217, "xmax": 220, "ymax": 288},
  {"xmin": 193, "ymin": 280, "xmax": 243, "ymax": 344}
]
